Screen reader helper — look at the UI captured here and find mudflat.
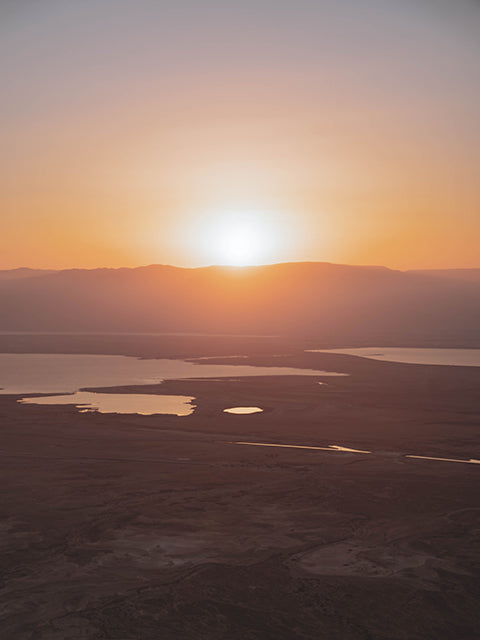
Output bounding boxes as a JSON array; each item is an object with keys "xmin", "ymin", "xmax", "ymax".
[{"xmin": 1, "ymin": 334, "xmax": 479, "ymax": 639}]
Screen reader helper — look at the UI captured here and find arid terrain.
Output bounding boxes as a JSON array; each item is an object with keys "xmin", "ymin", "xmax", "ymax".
[{"xmin": 1, "ymin": 334, "xmax": 479, "ymax": 639}]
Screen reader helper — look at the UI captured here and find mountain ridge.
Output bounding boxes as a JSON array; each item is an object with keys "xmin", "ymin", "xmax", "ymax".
[
  {"xmin": 2, "ymin": 260, "xmax": 479, "ymax": 280},
  {"xmin": 0, "ymin": 262, "xmax": 478, "ymax": 345}
]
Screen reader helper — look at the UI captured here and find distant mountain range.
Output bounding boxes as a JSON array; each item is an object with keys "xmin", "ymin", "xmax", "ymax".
[
  {"xmin": 0, "ymin": 268, "xmax": 56, "ymax": 281},
  {"xmin": 0, "ymin": 263, "xmax": 479, "ymax": 346},
  {"xmin": 408, "ymin": 269, "xmax": 480, "ymax": 284}
]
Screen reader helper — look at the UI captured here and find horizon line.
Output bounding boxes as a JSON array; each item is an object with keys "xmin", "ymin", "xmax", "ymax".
[{"xmin": 1, "ymin": 260, "xmax": 480, "ymax": 273}]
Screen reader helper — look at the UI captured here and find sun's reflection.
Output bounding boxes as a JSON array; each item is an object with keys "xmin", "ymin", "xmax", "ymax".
[
  {"xmin": 224, "ymin": 407, "xmax": 263, "ymax": 414},
  {"xmin": 20, "ymin": 391, "xmax": 196, "ymax": 416}
]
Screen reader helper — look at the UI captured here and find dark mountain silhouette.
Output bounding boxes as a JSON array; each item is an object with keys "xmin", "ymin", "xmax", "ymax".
[{"xmin": 0, "ymin": 262, "xmax": 479, "ymax": 346}]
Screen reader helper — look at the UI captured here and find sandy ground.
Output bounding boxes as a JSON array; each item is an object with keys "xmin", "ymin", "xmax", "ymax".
[{"xmin": 1, "ymin": 334, "xmax": 480, "ymax": 639}]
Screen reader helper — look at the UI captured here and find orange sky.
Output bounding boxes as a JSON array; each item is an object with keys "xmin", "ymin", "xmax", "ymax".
[{"xmin": 1, "ymin": 0, "xmax": 480, "ymax": 270}]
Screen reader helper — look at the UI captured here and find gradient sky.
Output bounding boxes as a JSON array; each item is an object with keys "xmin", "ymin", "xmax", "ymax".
[{"xmin": 1, "ymin": 0, "xmax": 479, "ymax": 269}]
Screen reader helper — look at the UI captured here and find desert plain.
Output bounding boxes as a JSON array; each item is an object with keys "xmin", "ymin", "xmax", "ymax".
[{"xmin": 1, "ymin": 333, "xmax": 479, "ymax": 639}]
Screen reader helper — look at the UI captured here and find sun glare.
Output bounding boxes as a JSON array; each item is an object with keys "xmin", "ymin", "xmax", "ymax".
[
  {"xmin": 220, "ymin": 223, "xmax": 263, "ymax": 266},
  {"xmin": 199, "ymin": 211, "xmax": 281, "ymax": 267}
]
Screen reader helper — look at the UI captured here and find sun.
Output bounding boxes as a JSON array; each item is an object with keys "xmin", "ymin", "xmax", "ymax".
[
  {"xmin": 219, "ymin": 222, "xmax": 265, "ymax": 266},
  {"xmin": 200, "ymin": 211, "xmax": 280, "ymax": 266}
]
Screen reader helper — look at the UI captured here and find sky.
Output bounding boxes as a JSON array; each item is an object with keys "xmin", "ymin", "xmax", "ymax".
[{"xmin": 1, "ymin": 0, "xmax": 480, "ymax": 270}]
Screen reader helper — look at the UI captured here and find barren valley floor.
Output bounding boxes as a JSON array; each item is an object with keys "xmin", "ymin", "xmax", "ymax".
[{"xmin": 1, "ymin": 334, "xmax": 479, "ymax": 639}]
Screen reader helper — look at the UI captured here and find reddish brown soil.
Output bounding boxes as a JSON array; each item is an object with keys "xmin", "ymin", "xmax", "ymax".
[{"xmin": 1, "ymin": 335, "xmax": 479, "ymax": 639}]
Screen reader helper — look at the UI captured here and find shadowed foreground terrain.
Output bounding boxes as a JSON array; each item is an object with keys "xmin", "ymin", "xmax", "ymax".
[{"xmin": 1, "ymin": 334, "xmax": 480, "ymax": 639}]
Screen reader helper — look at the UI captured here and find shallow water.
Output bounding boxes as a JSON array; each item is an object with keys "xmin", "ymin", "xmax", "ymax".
[
  {"xmin": 235, "ymin": 442, "xmax": 372, "ymax": 454},
  {"xmin": 0, "ymin": 353, "xmax": 344, "ymax": 416},
  {"xmin": 224, "ymin": 407, "xmax": 263, "ymax": 415},
  {"xmin": 234, "ymin": 441, "xmax": 480, "ymax": 466},
  {"xmin": 0, "ymin": 353, "xmax": 345, "ymax": 396},
  {"xmin": 20, "ymin": 391, "xmax": 195, "ymax": 416},
  {"xmin": 307, "ymin": 347, "xmax": 480, "ymax": 367}
]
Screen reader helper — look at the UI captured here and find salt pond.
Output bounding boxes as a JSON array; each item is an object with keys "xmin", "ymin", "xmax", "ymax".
[
  {"xmin": 20, "ymin": 391, "xmax": 196, "ymax": 416},
  {"xmin": 0, "ymin": 353, "xmax": 344, "ymax": 416},
  {"xmin": 224, "ymin": 407, "xmax": 263, "ymax": 415}
]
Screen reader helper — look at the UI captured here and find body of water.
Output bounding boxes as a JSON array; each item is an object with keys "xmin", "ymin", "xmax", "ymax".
[
  {"xmin": 224, "ymin": 407, "xmax": 263, "ymax": 415},
  {"xmin": 0, "ymin": 353, "xmax": 344, "ymax": 416},
  {"xmin": 20, "ymin": 391, "xmax": 196, "ymax": 416},
  {"xmin": 307, "ymin": 347, "xmax": 480, "ymax": 367},
  {"xmin": 234, "ymin": 441, "xmax": 480, "ymax": 466},
  {"xmin": 0, "ymin": 353, "xmax": 345, "ymax": 396}
]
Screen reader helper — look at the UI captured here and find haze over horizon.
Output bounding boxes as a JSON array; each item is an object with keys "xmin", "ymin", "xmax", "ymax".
[
  {"xmin": 2, "ymin": 0, "xmax": 480, "ymax": 271},
  {"xmin": 3, "ymin": 259, "xmax": 480, "ymax": 274}
]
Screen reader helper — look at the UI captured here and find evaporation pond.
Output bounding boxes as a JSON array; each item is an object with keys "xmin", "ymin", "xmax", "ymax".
[
  {"xmin": 224, "ymin": 407, "xmax": 263, "ymax": 415},
  {"xmin": 20, "ymin": 391, "xmax": 195, "ymax": 416},
  {"xmin": 0, "ymin": 353, "xmax": 345, "ymax": 394},
  {"xmin": 0, "ymin": 353, "xmax": 346, "ymax": 415},
  {"xmin": 307, "ymin": 347, "xmax": 480, "ymax": 367}
]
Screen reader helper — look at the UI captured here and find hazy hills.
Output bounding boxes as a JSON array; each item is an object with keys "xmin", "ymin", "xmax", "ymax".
[
  {"xmin": 0, "ymin": 262, "xmax": 479, "ymax": 346},
  {"xmin": 408, "ymin": 269, "xmax": 480, "ymax": 284},
  {"xmin": 0, "ymin": 268, "xmax": 56, "ymax": 281}
]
